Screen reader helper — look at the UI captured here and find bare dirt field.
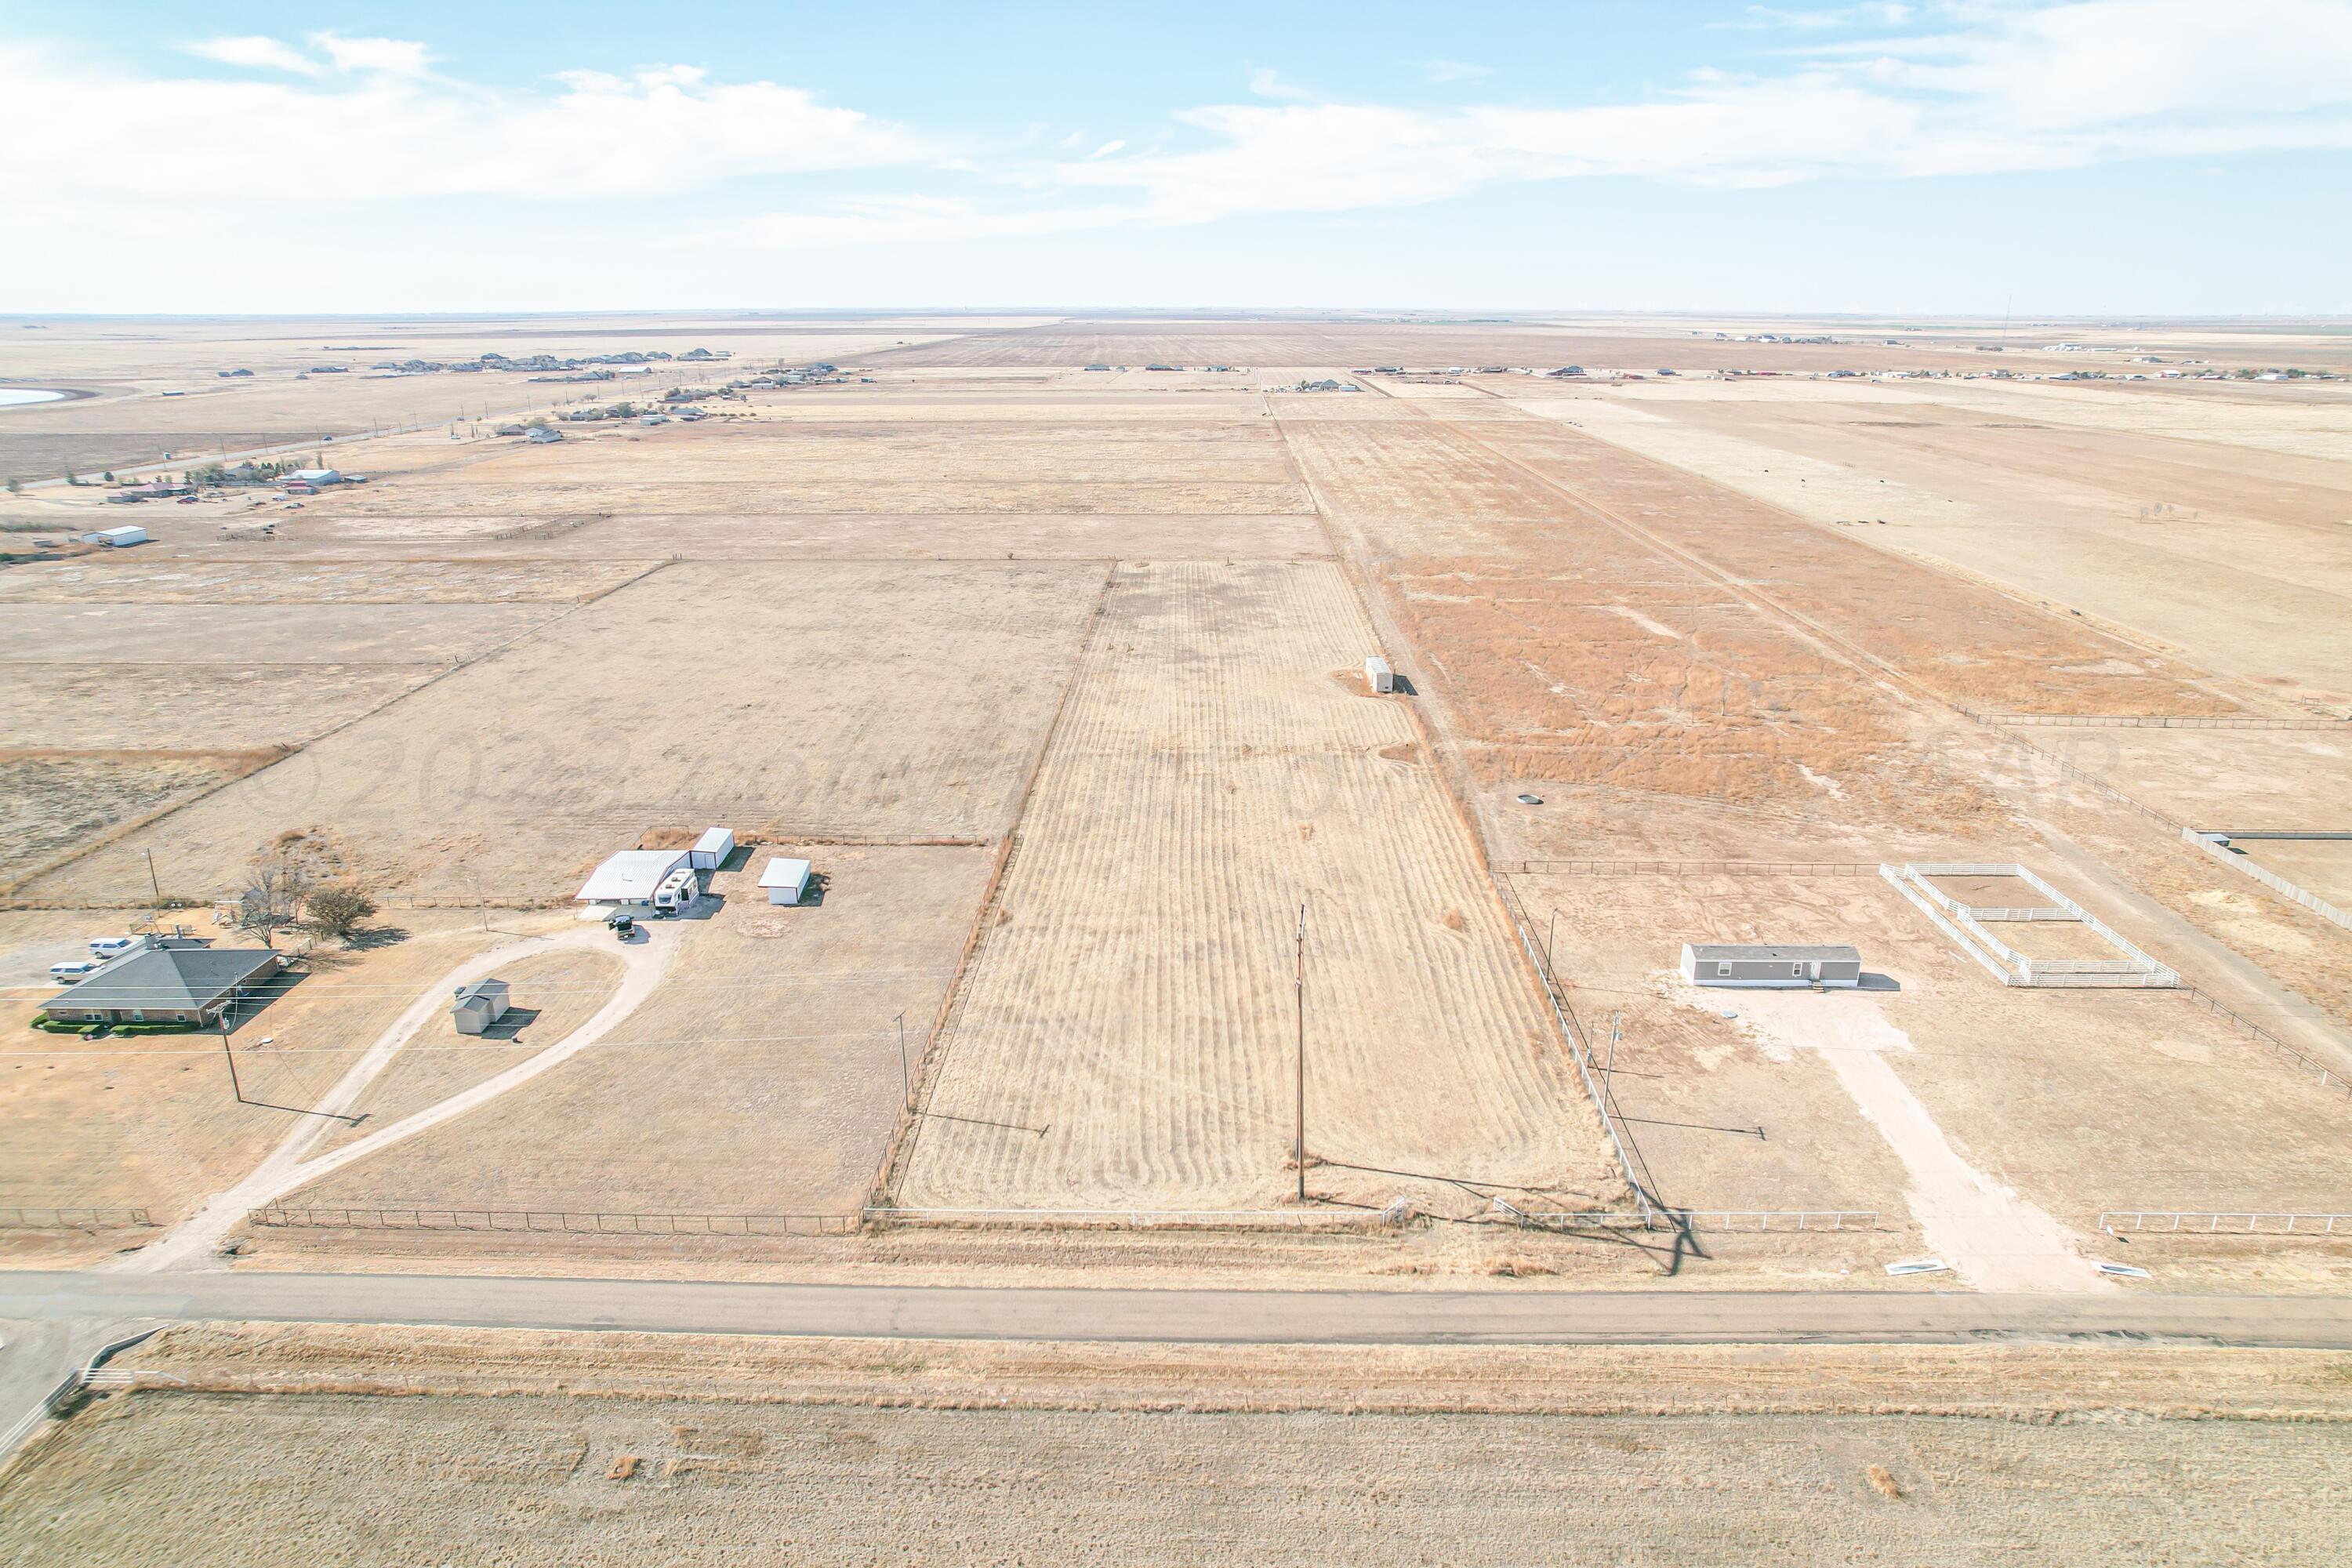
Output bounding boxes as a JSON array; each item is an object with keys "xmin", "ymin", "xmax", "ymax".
[
  {"xmin": 2027, "ymin": 724, "xmax": 2352, "ymax": 829},
  {"xmin": 897, "ymin": 561, "xmax": 1613, "ymax": 1214},
  {"xmin": 2239, "ymin": 839, "xmax": 2352, "ymax": 907},
  {"xmin": 1527, "ymin": 866, "xmax": 2352, "ymax": 1242}
]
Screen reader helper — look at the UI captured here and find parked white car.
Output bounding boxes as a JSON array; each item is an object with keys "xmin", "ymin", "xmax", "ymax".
[
  {"xmin": 50, "ymin": 960, "xmax": 103, "ymax": 982},
  {"xmin": 88, "ymin": 935, "xmax": 139, "ymax": 959}
]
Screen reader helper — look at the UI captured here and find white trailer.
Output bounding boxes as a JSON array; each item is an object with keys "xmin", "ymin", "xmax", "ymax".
[
  {"xmin": 1365, "ymin": 655, "xmax": 1395, "ymax": 694},
  {"xmin": 690, "ymin": 826, "xmax": 735, "ymax": 871}
]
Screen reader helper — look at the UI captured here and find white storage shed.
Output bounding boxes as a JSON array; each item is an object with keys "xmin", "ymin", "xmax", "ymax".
[
  {"xmin": 1365, "ymin": 655, "xmax": 1395, "ymax": 694},
  {"xmin": 759, "ymin": 857, "xmax": 813, "ymax": 906},
  {"xmin": 576, "ymin": 848, "xmax": 693, "ymax": 916},
  {"xmin": 452, "ymin": 978, "xmax": 511, "ymax": 1035},
  {"xmin": 691, "ymin": 826, "xmax": 735, "ymax": 871},
  {"xmin": 81, "ymin": 525, "xmax": 149, "ymax": 547}
]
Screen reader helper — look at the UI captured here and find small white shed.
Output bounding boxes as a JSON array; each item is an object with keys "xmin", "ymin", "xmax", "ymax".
[
  {"xmin": 1365, "ymin": 655, "xmax": 1395, "ymax": 694},
  {"xmin": 690, "ymin": 826, "xmax": 735, "ymax": 871},
  {"xmin": 759, "ymin": 857, "xmax": 813, "ymax": 906},
  {"xmin": 452, "ymin": 978, "xmax": 511, "ymax": 1035},
  {"xmin": 81, "ymin": 525, "xmax": 149, "ymax": 548}
]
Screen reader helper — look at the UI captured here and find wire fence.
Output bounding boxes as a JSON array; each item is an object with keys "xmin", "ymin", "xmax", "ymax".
[
  {"xmin": 1511, "ymin": 1209, "xmax": 1881, "ymax": 1233},
  {"xmin": 863, "ymin": 1206, "xmax": 1405, "ymax": 1229},
  {"xmin": 246, "ymin": 1207, "xmax": 858, "ymax": 1236},
  {"xmin": 1512, "ymin": 860, "xmax": 1882, "ymax": 877},
  {"xmin": 2180, "ymin": 988, "xmax": 2352, "ymax": 1101},
  {"xmin": 1982, "ymin": 714, "xmax": 2347, "ymax": 730},
  {"xmin": 0, "ymin": 1206, "xmax": 152, "ymax": 1231},
  {"xmin": 2099, "ymin": 1210, "xmax": 2352, "ymax": 1236}
]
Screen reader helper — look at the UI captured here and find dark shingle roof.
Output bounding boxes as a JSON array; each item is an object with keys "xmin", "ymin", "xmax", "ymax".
[{"xmin": 53, "ymin": 947, "xmax": 281, "ymax": 1011}]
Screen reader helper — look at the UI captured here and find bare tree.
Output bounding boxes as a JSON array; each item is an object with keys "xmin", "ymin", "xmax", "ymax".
[{"xmin": 239, "ymin": 833, "xmax": 335, "ymax": 946}]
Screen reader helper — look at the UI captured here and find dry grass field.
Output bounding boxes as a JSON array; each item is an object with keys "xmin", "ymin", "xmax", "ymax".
[
  {"xmin": 20, "ymin": 561, "xmax": 1102, "ymax": 906},
  {"xmin": 2, "ymin": 311, "xmax": 2347, "ymax": 1291},
  {"xmin": 897, "ymin": 561, "xmax": 1613, "ymax": 1214},
  {"xmin": 293, "ymin": 845, "xmax": 992, "ymax": 1215},
  {"xmin": 9, "ymin": 1381, "xmax": 2346, "ymax": 1566},
  {"xmin": 0, "ymin": 909, "xmax": 550, "ymax": 1253},
  {"xmin": 1527, "ymin": 865, "xmax": 2352, "ymax": 1232}
]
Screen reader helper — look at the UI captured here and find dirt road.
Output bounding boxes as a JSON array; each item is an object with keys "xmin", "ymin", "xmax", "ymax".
[{"xmin": 5, "ymin": 1270, "xmax": 2351, "ymax": 1348}]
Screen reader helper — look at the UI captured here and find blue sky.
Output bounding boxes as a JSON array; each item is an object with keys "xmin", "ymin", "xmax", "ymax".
[{"xmin": 5, "ymin": 1, "xmax": 2349, "ymax": 314}]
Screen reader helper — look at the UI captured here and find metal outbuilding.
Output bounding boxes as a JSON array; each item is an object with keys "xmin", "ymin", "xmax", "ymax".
[
  {"xmin": 80, "ymin": 526, "xmax": 148, "ymax": 547},
  {"xmin": 1365, "ymin": 655, "xmax": 1395, "ymax": 694},
  {"xmin": 690, "ymin": 826, "xmax": 735, "ymax": 871},
  {"xmin": 1681, "ymin": 943, "xmax": 1861, "ymax": 989},
  {"xmin": 452, "ymin": 978, "xmax": 511, "ymax": 1035},
  {"xmin": 576, "ymin": 849, "xmax": 694, "ymax": 916},
  {"xmin": 758, "ymin": 857, "xmax": 813, "ymax": 906}
]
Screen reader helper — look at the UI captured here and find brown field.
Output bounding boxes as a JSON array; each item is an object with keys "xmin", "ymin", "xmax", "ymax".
[
  {"xmin": 0, "ymin": 909, "xmax": 549, "ymax": 1248},
  {"xmin": 2026, "ymin": 724, "xmax": 2352, "ymax": 829},
  {"xmin": 9, "ymin": 1375, "xmax": 2347, "ymax": 1566},
  {"xmin": 293, "ymin": 845, "xmax": 991, "ymax": 1215},
  {"xmin": 896, "ymin": 561, "xmax": 1613, "ymax": 1214},
  {"xmin": 20, "ymin": 561, "xmax": 1103, "ymax": 906},
  {"xmin": 2, "ymin": 312, "xmax": 2347, "ymax": 1296},
  {"xmin": 2234, "ymin": 838, "xmax": 2352, "ymax": 908},
  {"xmin": 1530, "ymin": 866, "xmax": 2352, "ymax": 1232}
]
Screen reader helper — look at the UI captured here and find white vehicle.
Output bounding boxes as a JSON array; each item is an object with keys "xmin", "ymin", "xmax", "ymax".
[
  {"xmin": 89, "ymin": 935, "xmax": 139, "ymax": 959},
  {"xmin": 50, "ymin": 960, "xmax": 103, "ymax": 982},
  {"xmin": 652, "ymin": 866, "xmax": 698, "ymax": 915}
]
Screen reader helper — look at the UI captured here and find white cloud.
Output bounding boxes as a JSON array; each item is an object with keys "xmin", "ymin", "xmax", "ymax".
[
  {"xmin": 185, "ymin": 34, "xmax": 321, "ymax": 74},
  {"xmin": 1086, "ymin": 139, "xmax": 1127, "ymax": 160},
  {"xmin": 3, "ymin": 42, "xmax": 931, "ymax": 205},
  {"xmin": 1052, "ymin": 0, "xmax": 2352, "ymax": 224},
  {"xmin": 1246, "ymin": 66, "xmax": 1318, "ymax": 102},
  {"xmin": 1418, "ymin": 59, "xmax": 1494, "ymax": 82}
]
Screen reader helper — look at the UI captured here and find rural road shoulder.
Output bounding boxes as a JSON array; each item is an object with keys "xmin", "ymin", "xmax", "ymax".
[{"xmin": 5, "ymin": 1272, "xmax": 2351, "ymax": 1349}]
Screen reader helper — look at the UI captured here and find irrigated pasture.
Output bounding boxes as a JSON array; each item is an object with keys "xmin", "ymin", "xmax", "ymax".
[
  {"xmin": 23, "ymin": 561, "xmax": 1105, "ymax": 906},
  {"xmin": 897, "ymin": 561, "xmax": 1612, "ymax": 1214}
]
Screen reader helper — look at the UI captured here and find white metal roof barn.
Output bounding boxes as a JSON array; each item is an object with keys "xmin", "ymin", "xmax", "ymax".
[{"xmin": 576, "ymin": 849, "xmax": 693, "ymax": 907}]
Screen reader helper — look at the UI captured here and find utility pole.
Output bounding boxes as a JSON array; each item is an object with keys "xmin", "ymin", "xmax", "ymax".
[
  {"xmin": 1294, "ymin": 900, "xmax": 1307, "ymax": 1202},
  {"xmin": 1546, "ymin": 907, "xmax": 1559, "ymax": 977},
  {"xmin": 145, "ymin": 848, "xmax": 162, "ymax": 909},
  {"xmin": 895, "ymin": 1011, "xmax": 911, "ymax": 1109},
  {"xmin": 220, "ymin": 1017, "xmax": 245, "ymax": 1104}
]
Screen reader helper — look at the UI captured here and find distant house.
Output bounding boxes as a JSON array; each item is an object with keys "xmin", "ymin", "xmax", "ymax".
[
  {"xmin": 1680, "ymin": 944, "xmax": 1860, "ymax": 989},
  {"xmin": 493, "ymin": 423, "xmax": 528, "ymax": 437},
  {"xmin": 526, "ymin": 426, "xmax": 563, "ymax": 443},
  {"xmin": 451, "ymin": 978, "xmax": 511, "ymax": 1036},
  {"xmin": 288, "ymin": 468, "xmax": 343, "ymax": 486},
  {"xmin": 218, "ymin": 368, "xmax": 254, "ymax": 378},
  {"xmin": 44, "ymin": 946, "xmax": 282, "ymax": 1026}
]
